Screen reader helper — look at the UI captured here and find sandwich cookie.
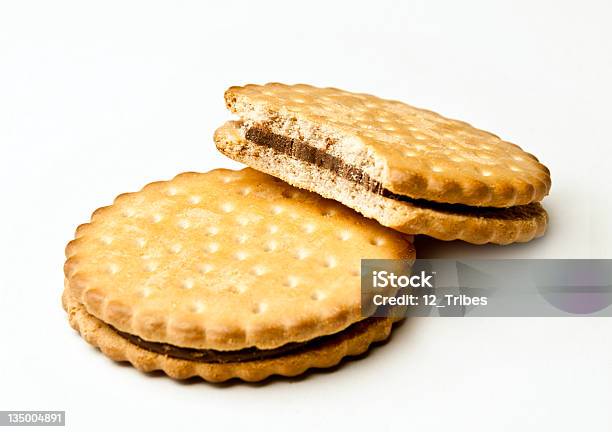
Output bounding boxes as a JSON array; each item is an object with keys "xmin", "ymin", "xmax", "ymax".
[
  {"xmin": 63, "ymin": 168, "xmax": 415, "ymax": 382},
  {"xmin": 215, "ymin": 83, "xmax": 551, "ymax": 245}
]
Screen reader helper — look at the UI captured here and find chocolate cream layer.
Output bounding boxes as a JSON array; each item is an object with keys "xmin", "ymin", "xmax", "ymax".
[
  {"xmin": 244, "ymin": 126, "xmax": 539, "ymax": 219},
  {"xmin": 113, "ymin": 318, "xmax": 379, "ymax": 364}
]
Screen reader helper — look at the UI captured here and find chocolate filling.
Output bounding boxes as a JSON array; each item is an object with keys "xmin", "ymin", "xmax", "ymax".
[
  {"xmin": 245, "ymin": 126, "xmax": 539, "ymax": 219},
  {"xmin": 245, "ymin": 126, "xmax": 385, "ymax": 195},
  {"xmin": 113, "ymin": 318, "xmax": 379, "ymax": 364}
]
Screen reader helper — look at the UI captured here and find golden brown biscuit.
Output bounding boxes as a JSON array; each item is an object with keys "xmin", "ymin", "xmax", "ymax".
[
  {"xmin": 215, "ymin": 121, "xmax": 548, "ymax": 245},
  {"xmin": 216, "ymin": 83, "xmax": 551, "ymax": 244},
  {"xmin": 64, "ymin": 168, "xmax": 414, "ymax": 381}
]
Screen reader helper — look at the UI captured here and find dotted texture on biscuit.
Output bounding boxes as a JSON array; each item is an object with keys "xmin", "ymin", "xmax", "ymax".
[
  {"xmin": 225, "ymin": 83, "xmax": 551, "ymax": 207},
  {"xmin": 64, "ymin": 168, "xmax": 414, "ymax": 350}
]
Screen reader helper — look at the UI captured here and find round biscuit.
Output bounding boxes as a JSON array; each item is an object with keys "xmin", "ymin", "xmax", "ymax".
[{"xmin": 214, "ymin": 122, "xmax": 548, "ymax": 245}]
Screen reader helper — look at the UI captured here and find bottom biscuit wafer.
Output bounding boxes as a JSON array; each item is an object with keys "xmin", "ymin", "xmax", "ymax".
[
  {"xmin": 62, "ymin": 168, "xmax": 413, "ymax": 381},
  {"xmin": 63, "ymin": 289, "xmax": 395, "ymax": 382}
]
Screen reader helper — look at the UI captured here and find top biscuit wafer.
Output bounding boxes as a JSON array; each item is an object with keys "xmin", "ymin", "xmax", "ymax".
[
  {"xmin": 64, "ymin": 168, "xmax": 414, "ymax": 351},
  {"xmin": 225, "ymin": 83, "xmax": 551, "ymax": 207}
]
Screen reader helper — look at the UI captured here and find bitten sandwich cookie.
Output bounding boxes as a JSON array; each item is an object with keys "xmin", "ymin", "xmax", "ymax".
[
  {"xmin": 215, "ymin": 83, "xmax": 551, "ymax": 245},
  {"xmin": 63, "ymin": 168, "xmax": 415, "ymax": 382}
]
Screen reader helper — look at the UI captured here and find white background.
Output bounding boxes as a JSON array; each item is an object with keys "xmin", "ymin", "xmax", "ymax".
[{"xmin": 1, "ymin": 1, "xmax": 611, "ymax": 430}]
